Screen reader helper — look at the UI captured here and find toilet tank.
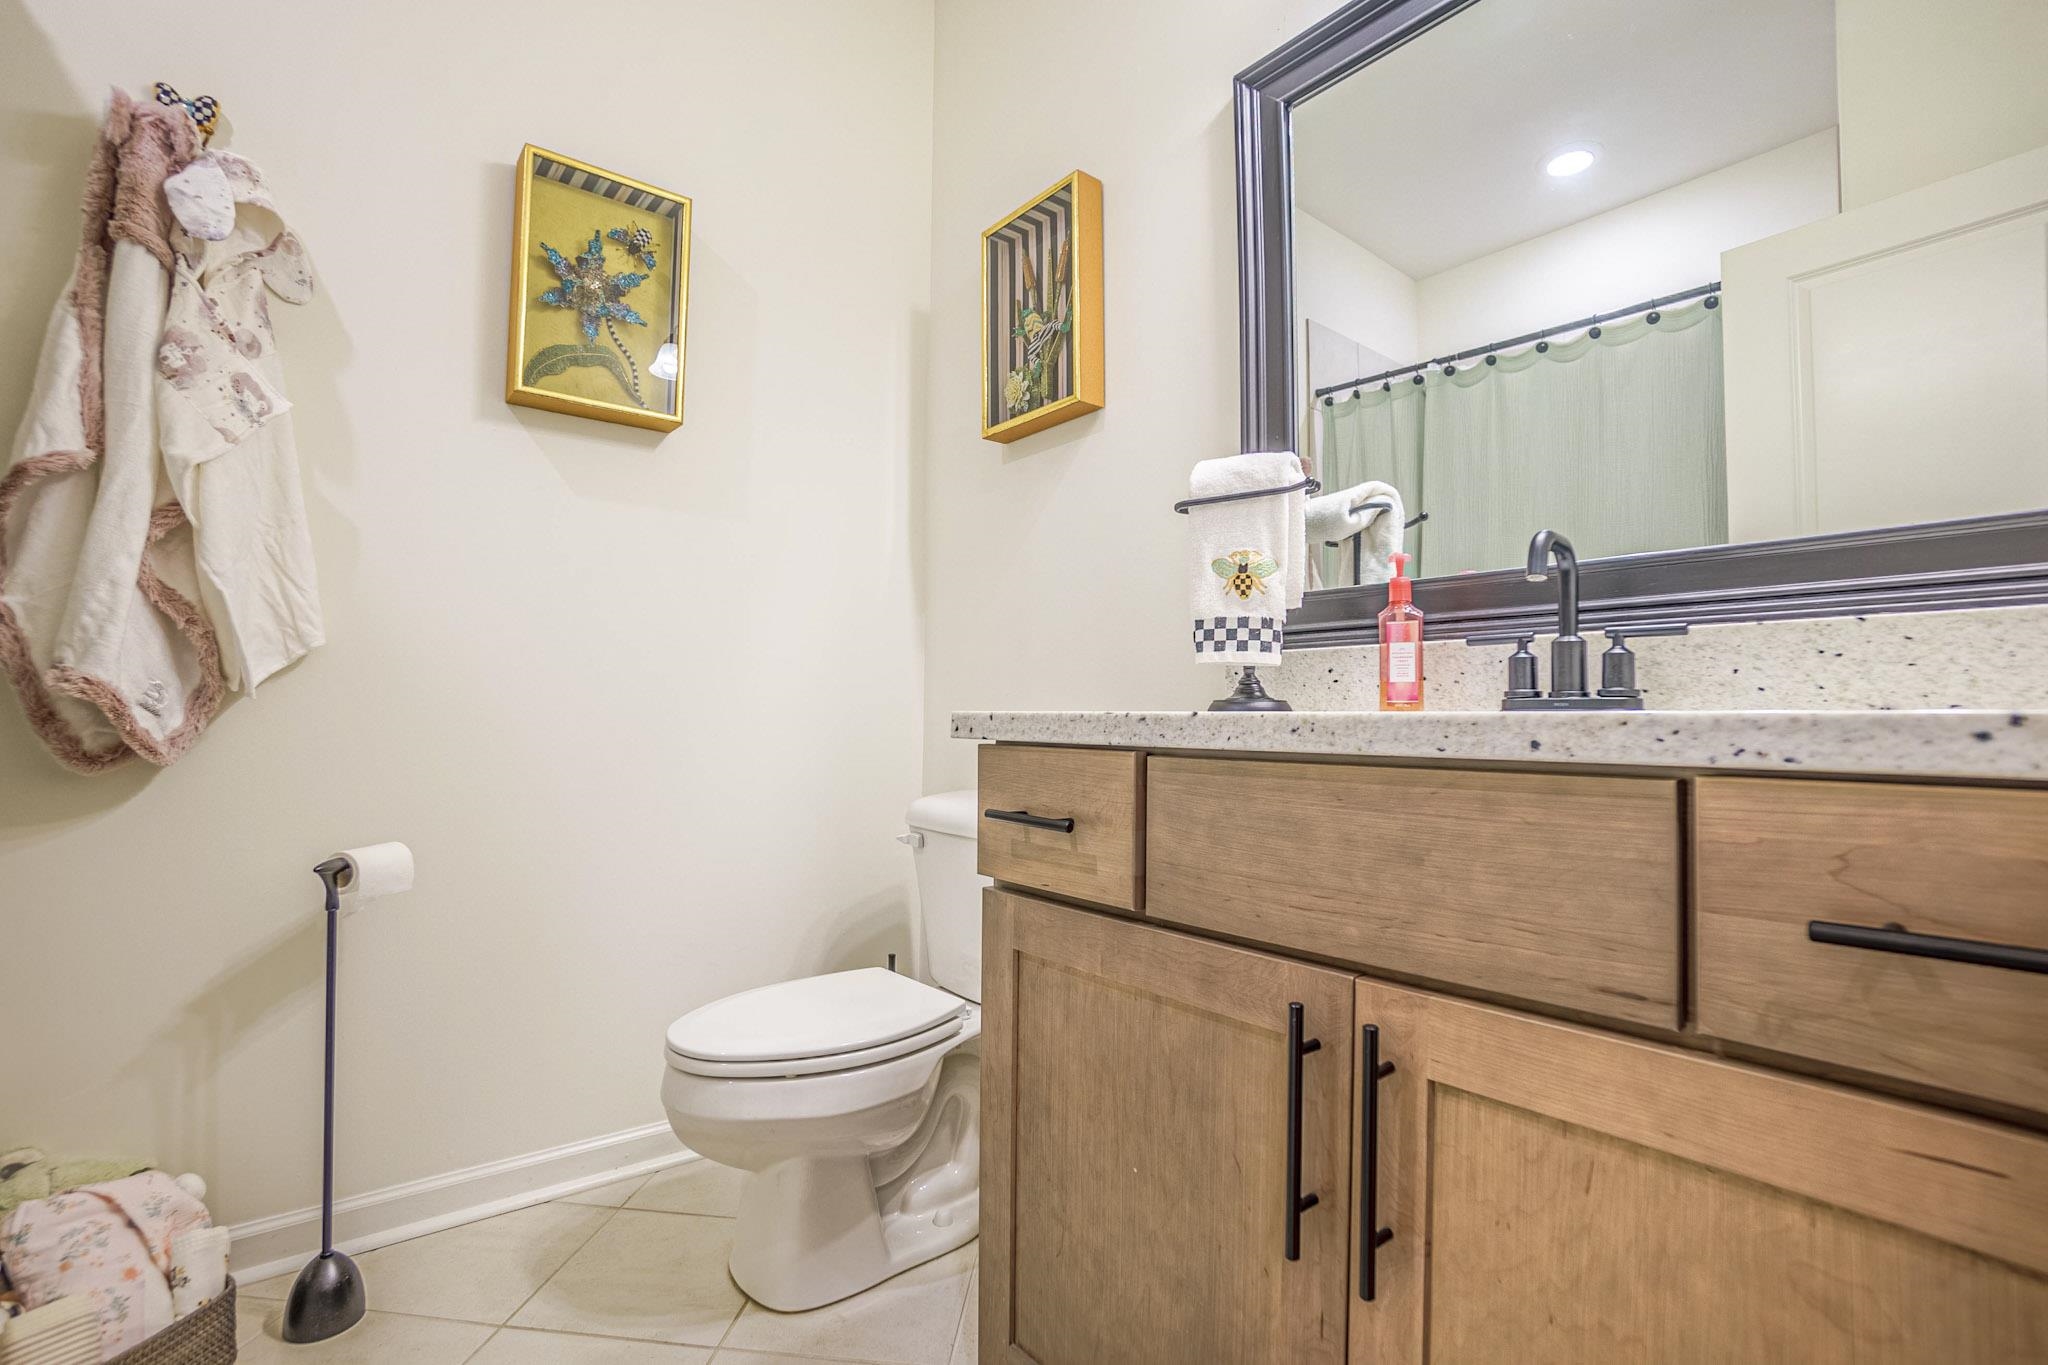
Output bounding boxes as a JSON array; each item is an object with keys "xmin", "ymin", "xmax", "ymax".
[{"xmin": 905, "ymin": 790, "xmax": 990, "ymax": 1003}]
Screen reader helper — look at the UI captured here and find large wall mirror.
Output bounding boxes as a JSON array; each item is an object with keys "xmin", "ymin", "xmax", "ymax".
[{"xmin": 1238, "ymin": 0, "xmax": 2048, "ymax": 644}]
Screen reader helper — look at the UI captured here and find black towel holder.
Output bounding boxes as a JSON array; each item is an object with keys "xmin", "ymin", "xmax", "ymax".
[
  {"xmin": 1176, "ymin": 474, "xmax": 1320, "ymax": 714},
  {"xmin": 1172, "ymin": 475, "xmax": 1320, "ymax": 514}
]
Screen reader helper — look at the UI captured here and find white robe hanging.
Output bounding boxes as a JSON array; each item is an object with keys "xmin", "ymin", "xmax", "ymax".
[{"xmin": 0, "ymin": 90, "xmax": 319, "ymax": 774}]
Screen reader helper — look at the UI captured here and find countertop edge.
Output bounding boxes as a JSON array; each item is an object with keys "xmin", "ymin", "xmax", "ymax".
[{"xmin": 948, "ymin": 709, "xmax": 2047, "ymax": 782}]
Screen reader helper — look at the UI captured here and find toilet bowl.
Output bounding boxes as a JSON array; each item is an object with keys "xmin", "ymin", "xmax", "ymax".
[{"xmin": 660, "ymin": 791, "xmax": 989, "ymax": 1311}]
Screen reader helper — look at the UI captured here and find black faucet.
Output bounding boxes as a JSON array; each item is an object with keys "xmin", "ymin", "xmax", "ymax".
[
  {"xmin": 1464, "ymin": 529, "xmax": 1692, "ymax": 709},
  {"xmin": 1524, "ymin": 530, "xmax": 1587, "ymax": 698}
]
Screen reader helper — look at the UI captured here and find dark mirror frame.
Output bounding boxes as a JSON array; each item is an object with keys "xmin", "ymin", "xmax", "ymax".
[{"xmin": 1237, "ymin": 0, "xmax": 2048, "ymax": 647}]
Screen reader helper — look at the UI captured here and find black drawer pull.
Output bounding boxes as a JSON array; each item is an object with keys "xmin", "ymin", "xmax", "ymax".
[
  {"xmin": 1360, "ymin": 1023, "xmax": 1395, "ymax": 1301},
  {"xmin": 1284, "ymin": 1002, "xmax": 1322, "ymax": 1261},
  {"xmin": 983, "ymin": 808, "xmax": 1075, "ymax": 834},
  {"xmin": 1808, "ymin": 920, "xmax": 2048, "ymax": 975}
]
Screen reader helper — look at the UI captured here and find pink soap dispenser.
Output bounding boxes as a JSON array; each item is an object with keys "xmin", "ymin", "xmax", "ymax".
[{"xmin": 1378, "ymin": 552, "xmax": 1424, "ymax": 711}]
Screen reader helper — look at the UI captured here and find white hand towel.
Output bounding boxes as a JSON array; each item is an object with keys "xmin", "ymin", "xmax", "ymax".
[
  {"xmin": 1308, "ymin": 480, "xmax": 1405, "ymax": 584},
  {"xmin": 168, "ymin": 1226, "xmax": 230, "ymax": 1318},
  {"xmin": 1186, "ymin": 451, "xmax": 1307, "ymax": 661}
]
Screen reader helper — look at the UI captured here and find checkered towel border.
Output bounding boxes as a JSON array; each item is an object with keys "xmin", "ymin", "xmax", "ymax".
[{"xmin": 1193, "ymin": 615, "xmax": 1283, "ymax": 656}]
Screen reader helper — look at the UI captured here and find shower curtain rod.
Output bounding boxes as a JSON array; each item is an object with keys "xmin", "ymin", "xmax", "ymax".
[{"xmin": 1314, "ymin": 280, "xmax": 1722, "ymax": 399}]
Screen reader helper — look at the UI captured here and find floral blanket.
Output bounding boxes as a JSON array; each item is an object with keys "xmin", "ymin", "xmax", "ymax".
[{"xmin": 0, "ymin": 1172, "xmax": 210, "ymax": 1358}]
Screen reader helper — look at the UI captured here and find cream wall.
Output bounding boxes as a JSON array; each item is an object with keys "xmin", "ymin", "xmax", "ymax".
[
  {"xmin": 1837, "ymin": 0, "xmax": 2048, "ymax": 210},
  {"xmin": 0, "ymin": 0, "xmax": 932, "ymax": 1230},
  {"xmin": 1293, "ymin": 210, "xmax": 1420, "ymax": 378},
  {"xmin": 1415, "ymin": 131, "xmax": 1840, "ymax": 358},
  {"xmin": 921, "ymin": 0, "xmax": 1334, "ymax": 791}
]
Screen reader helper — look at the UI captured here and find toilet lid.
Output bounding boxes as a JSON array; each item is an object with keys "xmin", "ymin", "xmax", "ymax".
[{"xmin": 665, "ymin": 967, "xmax": 967, "ymax": 1065}]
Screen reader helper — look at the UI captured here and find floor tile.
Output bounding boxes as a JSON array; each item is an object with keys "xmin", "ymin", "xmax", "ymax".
[
  {"xmin": 625, "ymin": 1161, "xmax": 747, "ymax": 1218},
  {"xmin": 235, "ymin": 1308, "xmax": 492, "ymax": 1364},
  {"xmin": 712, "ymin": 1352, "xmax": 871, "ymax": 1364},
  {"xmin": 557, "ymin": 1173, "xmax": 653, "ymax": 1207},
  {"xmin": 238, "ymin": 1270, "xmax": 290, "ymax": 1301},
  {"xmin": 345, "ymin": 1200, "xmax": 613, "ymax": 1324},
  {"xmin": 949, "ymin": 1269, "xmax": 978, "ymax": 1364},
  {"xmin": 235, "ymin": 1295, "xmax": 274, "ymax": 1346},
  {"xmin": 509, "ymin": 1209, "xmax": 744, "ymax": 1346},
  {"xmin": 720, "ymin": 1242, "xmax": 977, "ymax": 1365},
  {"xmin": 471, "ymin": 1326, "xmax": 714, "ymax": 1362}
]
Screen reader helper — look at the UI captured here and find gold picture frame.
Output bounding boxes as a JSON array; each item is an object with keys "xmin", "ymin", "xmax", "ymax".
[
  {"xmin": 981, "ymin": 170, "xmax": 1104, "ymax": 443},
  {"xmin": 505, "ymin": 144, "xmax": 692, "ymax": 432}
]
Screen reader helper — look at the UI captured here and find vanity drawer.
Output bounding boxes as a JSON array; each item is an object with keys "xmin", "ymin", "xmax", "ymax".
[
  {"xmin": 1146, "ymin": 757, "xmax": 1682, "ymax": 1027},
  {"xmin": 977, "ymin": 745, "xmax": 1144, "ymax": 912},
  {"xmin": 1695, "ymin": 778, "xmax": 2048, "ymax": 1113}
]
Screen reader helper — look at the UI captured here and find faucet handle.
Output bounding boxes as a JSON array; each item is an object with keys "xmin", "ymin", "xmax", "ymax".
[
  {"xmin": 1596, "ymin": 622, "xmax": 1689, "ymax": 698},
  {"xmin": 1600, "ymin": 621, "xmax": 1690, "ymax": 642},
  {"xmin": 1465, "ymin": 632, "xmax": 1541, "ymax": 701}
]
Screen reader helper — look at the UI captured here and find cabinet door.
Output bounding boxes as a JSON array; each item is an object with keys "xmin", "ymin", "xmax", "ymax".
[
  {"xmin": 1352, "ymin": 979, "xmax": 2048, "ymax": 1363},
  {"xmin": 982, "ymin": 889, "xmax": 1354, "ymax": 1364}
]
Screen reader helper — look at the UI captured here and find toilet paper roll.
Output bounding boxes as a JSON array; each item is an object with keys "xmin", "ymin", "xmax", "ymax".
[{"xmin": 331, "ymin": 842, "xmax": 415, "ymax": 901}]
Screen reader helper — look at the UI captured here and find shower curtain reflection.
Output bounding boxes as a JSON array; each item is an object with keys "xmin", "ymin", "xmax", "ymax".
[{"xmin": 1317, "ymin": 298, "xmax": 1728, "ymax": 580}]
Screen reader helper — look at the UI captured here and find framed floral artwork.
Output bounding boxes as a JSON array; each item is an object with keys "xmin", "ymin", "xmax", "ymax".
[
  {"xmin": 981, "ymin": 170, "xmax": 1104, "ymax": 443},
  {"xmin": 505, "ymin": 145, "xmax": 691, "ymax": 432}
]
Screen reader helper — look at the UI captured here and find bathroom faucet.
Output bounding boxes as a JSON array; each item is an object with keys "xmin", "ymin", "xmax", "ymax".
[
  {"xmin": 1524, "ymin": 530, "xmax": 1586, "ymax": 698},
  {"xmin": 1467, "ymin": 530, "xmax": 1692, "ymax": 709}
]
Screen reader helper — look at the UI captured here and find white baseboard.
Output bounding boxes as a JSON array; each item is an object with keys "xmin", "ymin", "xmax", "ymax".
[{"xmin": 228, "ymin": 1121, "xmax": 694, "ymax": 1284}]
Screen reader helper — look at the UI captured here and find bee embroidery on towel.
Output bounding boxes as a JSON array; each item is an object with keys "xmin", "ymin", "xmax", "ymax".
[{"xmin": 1212, "ymin": 549, "xmax": 1281, "ymax": 600}]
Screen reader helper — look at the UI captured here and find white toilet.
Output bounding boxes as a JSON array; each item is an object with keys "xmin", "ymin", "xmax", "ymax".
[{"xmin": 660, "ymin": 790, "xmax": 988, "ymax": 1311}]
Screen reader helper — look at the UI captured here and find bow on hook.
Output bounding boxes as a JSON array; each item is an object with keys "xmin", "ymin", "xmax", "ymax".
[{"xmin": 153, "ymin": 81, "xmax": 219, "ymax": 141}]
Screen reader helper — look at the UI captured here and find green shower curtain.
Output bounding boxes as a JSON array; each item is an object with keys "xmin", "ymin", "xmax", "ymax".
[{"xmin": 1317, "ymin": 299, "xmax": 1727, "ymax": 579}]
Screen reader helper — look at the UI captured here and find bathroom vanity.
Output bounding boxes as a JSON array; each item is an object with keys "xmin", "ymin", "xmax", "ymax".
[{"xmin": 962, "ymin": 712, "xmax": 2048, "ymax": 1363}]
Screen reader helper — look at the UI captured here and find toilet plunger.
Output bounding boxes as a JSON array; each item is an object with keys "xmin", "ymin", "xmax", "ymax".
[{"xmin": 282, "ymin": 858, "xmax": 367, "ymax": 1343}]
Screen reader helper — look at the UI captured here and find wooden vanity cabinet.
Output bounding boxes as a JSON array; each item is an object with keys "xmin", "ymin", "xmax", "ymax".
[
  {"xmin": 980, "ymin": 889, "xmax": 1354, "ymax": 1365},
  {"xmin": 977, "ymin": 743, "xmax": 2048, "ymax": 1364},
  {"xmin": 1354, "ymin": 978, "xmax": 2048, "ymax": 1363}
]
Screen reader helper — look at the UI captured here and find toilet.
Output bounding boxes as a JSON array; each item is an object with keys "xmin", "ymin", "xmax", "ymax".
[{"xmin": 660, "ymin": 790, "xmax": 988, "ymax": 1311}]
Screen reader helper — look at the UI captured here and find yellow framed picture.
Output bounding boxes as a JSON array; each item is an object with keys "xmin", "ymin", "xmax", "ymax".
[
  {"xmin": 981, "ymin": 170, "xmax": 1104, "ymax": 443},
  {"xmin": 505, "ymin": 145, "xmax": 691, "ymax": 432}
]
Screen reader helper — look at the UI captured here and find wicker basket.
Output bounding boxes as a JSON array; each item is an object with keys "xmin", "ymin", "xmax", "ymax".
[{"xmin": 105, "ymin": 1280, "xmax": 236, "ymax": 1365}]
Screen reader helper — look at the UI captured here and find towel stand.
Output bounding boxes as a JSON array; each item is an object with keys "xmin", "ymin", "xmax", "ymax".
[
  {"xmin": 1172, "ymin": 475, "xmax": 1319, "ymax": 514},
  {"xmin": 1176, "ymin": 475, "xmax": 1321, "ymax": 713}
]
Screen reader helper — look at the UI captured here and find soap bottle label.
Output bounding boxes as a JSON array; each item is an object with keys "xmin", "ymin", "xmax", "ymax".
[{"xmin": 1387, "ymin": 641, "xmax": 1419, "ymax": 685}]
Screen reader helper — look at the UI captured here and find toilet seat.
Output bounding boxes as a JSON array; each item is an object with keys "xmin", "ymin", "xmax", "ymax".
[
  {"xmin": 666, "ymin": 1013, "xmax": 964, "ymax": 1078},
  {"xmin": 665, "ymin": 967, "xmax": 968, "ymax": 1078}
]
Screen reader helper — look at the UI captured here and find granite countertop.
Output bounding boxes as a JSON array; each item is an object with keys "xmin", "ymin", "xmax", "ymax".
[{"xmin": 951, "ymin": 709, "xmax": 2047, "ymax": 781}]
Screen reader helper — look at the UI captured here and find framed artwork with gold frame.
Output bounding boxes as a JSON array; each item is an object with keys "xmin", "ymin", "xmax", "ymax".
[
  {"xmin": 981, "ymin": 170, "xmax": 1104, "ymax": 443},
  {"xmin": 505, "ymin": 144, "xmax": 691, "ymax": 432}
]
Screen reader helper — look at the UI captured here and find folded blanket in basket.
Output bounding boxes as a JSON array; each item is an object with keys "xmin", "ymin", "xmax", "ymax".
[{"xmin": 0, "ymin": 1173, "xmax": 210, "ymax": 1359}]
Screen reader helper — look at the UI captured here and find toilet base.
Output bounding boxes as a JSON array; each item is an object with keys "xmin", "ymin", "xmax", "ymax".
[{"xmin": 729, "ymin": 1053, "xmax": 979, "ymax": 1311}]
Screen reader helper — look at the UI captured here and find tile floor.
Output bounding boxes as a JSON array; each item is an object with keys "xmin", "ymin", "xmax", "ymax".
[{"xmin": 234, "ymin": 1162, "xmax": 979, "ymax": 1365}]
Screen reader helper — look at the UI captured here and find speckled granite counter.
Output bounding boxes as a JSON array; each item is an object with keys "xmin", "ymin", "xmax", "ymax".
[{"xmin": 952, "ymin": 709, "xmax": 2047, "ymax": 781}]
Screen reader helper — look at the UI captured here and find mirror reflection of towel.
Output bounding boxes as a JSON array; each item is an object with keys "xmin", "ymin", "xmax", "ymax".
[{"xmin": 1309, "ymin": 481, "xmax": 1404, "ymax": 585}]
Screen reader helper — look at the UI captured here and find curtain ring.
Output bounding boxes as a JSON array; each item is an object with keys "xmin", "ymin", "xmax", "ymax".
[
  {"xmin": 1484, "ymin": 354, "xmax": 1497, "ymax": 365},
  {"xmin": 1442, "ymin": 364, "xmax": 1456, "ymax": 376},
  {"xmin": 1646, "ymin": 311, "xmax": 1661, "ymax": 324},
  {"xmin": 1588, "ymin": 325, "xmax": 1603, "ymax": 339},
  {"xmin": 1705, "ymin": 295, "xmax": 1719, "ymax": 309},
  {"xmin": 1411, "ymin": 373, "xmax": 1424, "ymax": 385},
  {"xmin": 1535, "ymin": 340, "xmax": 1549, "ymax": 353}
]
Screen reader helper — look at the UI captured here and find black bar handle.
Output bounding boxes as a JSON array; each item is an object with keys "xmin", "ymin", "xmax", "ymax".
[
  {"xmin": 983, "ymin": 808, "xmax": 1075, "ymax": 834},
  {"xmin": 1284, "ymin": 1002, "xmax": 1322, "ymax": 1261},
  {"xmin": 1808, "ymin": 920, "xmax": 2048, "ymax": 975},
  {"xmin": 1360, "ymin": 1023, "xmax": 1395, "ymax": 1301}
]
